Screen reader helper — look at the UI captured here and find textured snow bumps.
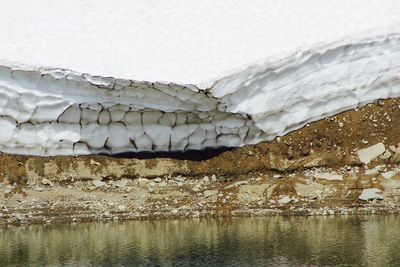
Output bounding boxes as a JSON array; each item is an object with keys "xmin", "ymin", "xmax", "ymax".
[{"xmin": 0, "ymin": 33, "xmax": 400, "ymax": 155}]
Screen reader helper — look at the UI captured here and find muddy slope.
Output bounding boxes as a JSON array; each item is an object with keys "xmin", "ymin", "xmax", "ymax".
[{"xmin": 0, "ymin": 98, "xmax": 400, "ymax": 185}]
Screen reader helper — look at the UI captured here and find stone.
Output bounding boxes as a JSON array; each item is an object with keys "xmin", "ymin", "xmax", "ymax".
[
  {"xmin": 117, "ymin": 204, "xmax": 127, "ymax": 211},
  {"xmin": 4, "ymin": 185, "xmax": 13, "ymax": 194},
  {"xmin": 35, "ymin": 186, "xmax": 44, "ymax": 192},
  {"xmin": 295, "ymin": 182, "xmax": 326, "ymax": 198},
  {"xmin": 154, "ymin": 177, "xmax": 162, "ymax": 183},
  {"xmin": 92, "ymin": 180, "xmax": 106, "ymax": 187},
  {"xmin": 273, "ymin": 174, "xmax": 284, "ymax": 179},
  {"xmin": 277, "ymin": 196, "xmax": 292, "ymax": 204},
  {"xmin": 356, "ymin": 142, "xmax": 385, "ymax": 165},
  {"xmin": 237, "ymin": 184, "xmax": 270, "ymax": 202},
  {"xmin": 211, "ymin": 175, "xmax": 217, "ymax": 182},
  {"xmin": 381, "ymin": 150, "xmax": 392, "ymax": 160},
  {"xmin": 137, "ymin": 178, "xmax": 150, "ymax": 186},
  {"xmin": 90, "ymin": 159, "xmax": 101, "ymax": 166},
  {"xmin": 225, "ymin": 180, "xmax": 249, "ymax": 189},
  {"xmin": 42, "ymin": 178, "xmax": 54, "ymax": 186},
  {"xmin": 115, "ymin": 179, "xmax": 128, "ymax": 188},
  {"xmin": 359, "ymin": 188, "xmax": 384, "ymax": 201},
  {"xmin": 203, "ymin": 176, "xmax": 210, "ymax": 183},
  {"xmin": 382, "ymin": 171, "xmax": 396, "ymax": 179},
  {"xmin": 192, "ymin": 184, "xmax": 202, "ymax": 192},
  {"xmin": 204, "ymin": 190, "xmax": 219, "ymax": 198},
  {"xmin": 14, "ymin": 213, "xmax": 25, "ymax": 221},
  {"xmin": 365, "ymin": 169, "xmax": 379, "ymax": 175},
  {"xmin": 313, "ymin": 172, "xmax": 343, "ymax": 181}
]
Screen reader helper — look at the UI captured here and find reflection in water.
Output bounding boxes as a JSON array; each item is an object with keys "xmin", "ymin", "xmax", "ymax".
[{"xmin": 1, "ymin": 216, "xmax": 400, "ymax": 266}]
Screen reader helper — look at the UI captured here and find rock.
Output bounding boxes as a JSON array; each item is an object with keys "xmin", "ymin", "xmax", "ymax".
[
  {"xmin": 115, "ymin": 179, "xmax": 128, "ymax": 188},
  {"xmin": 295, "ymin": 182, "xmax": 326, "ymax": 198},
  {"xmin": 13, "ymin": 213, "xmax": 25, "ymax": 221},
  {"xmin": 359, "ymin": 188, "xmax": 384, "ymax": 201},
  {"xmin": 277, "ymin": 196, "xmax": 292, "ymax": 204},
  {"xmin": 117, "ymin": 204, "xmax": 127, "ymax": 211},
  {"xmin": 42, "ymin": 178, "xmax": 54, "ymax": 187},
  {"xmin": 102, "ymin": 211, "xmax": 111, "ymax": 217},
  {"xmin": 391, "ymin": 151, "xmax": 400, "ymax": 163},
  {"xmin": 35, "ymin": 186, "xmax": 44, "ymax": 192},
  {"xmin": 382, "ymin": 171, "xmax": 396, "ymax": 179},
  {"xmin": 323, "ymin": 209, "xmax": 335, "ymax": 215},
  {"xmin": 4, "ymin": 185, "xmax": 13, "ymax": 194},
  {"xmin": 90, "ymin": 159, "xmax": 101, "ymax": 166},
  {"xmin": 273, "ymin": 174, "xmax": 284, "ymax": 179},
  {"xmin": 159, "ymin": 181, "xmax": 167, "ymax": 187},
  {"xmin": 203, "ymin": 176, "xmax": 210, "ymax": 183},
  {"xmin": 211, "ymin": 175, "xmax": 217, "ymax": 182},
  {"xmin": 225, "ymin": 180, "xmax": 249, "ymax": 189},
  {"xmin": 137, "ymin": 178, "xmax": 150, "ymax": 186},
  {"xmin": 192, "ymin": 184, "xmax": 202, "ymax": 192},
  {"xmin": 203, "ymin": 190, "xmax": 219, "ymax": 198},
  {"xmin": 154, "ymin": 177, "xmax": 162, "ymax": 183},
  {"xmin": 356, "ymin": 142, "xmax": 385, "ymax": 165},
  {"xmin": 313, "ymin": 172, "xmax": 343, "ymax": 181},
  {"xmin": 92, "ymin": 180, "xmax": 106, "ymax": 187},
  {"xmin": 381, "ymin": 150, "xmax": 392, "ymax": 160},
  {"xmin": 365, "ymin": 169, "xmax": 379, "ymax": 175},
  {"xmin": 238, "ymin": 184, "xmax": 270, "ymax": 202}
]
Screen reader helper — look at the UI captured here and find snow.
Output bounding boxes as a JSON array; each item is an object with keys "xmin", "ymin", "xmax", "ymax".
[
  {"xmin": 0, "ymin": 0, "xmax": 400, "ymax": 85},
  {"xmin": 0, "ymin": 1, "xmax": 400, "ymax": 155}
]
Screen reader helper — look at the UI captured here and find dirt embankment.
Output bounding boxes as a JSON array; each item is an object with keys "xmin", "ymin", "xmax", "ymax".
[
  {"xmin": 2, "ymin": 98, "xmax": 400, "ymax": 225},
  {"xmin": 1, "ymin": 98, "xmax": 400, "ymax": 184}
]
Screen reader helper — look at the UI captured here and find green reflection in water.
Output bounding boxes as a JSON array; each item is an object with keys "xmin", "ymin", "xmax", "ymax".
[{"xmin": 1, "ymin": 216, "xmax": 400, "ymax": 266}]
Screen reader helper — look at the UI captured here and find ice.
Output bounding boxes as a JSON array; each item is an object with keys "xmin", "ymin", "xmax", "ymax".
[{"xmin": 0, "ymin": 2, "xmax": 399, "ymax": 155}]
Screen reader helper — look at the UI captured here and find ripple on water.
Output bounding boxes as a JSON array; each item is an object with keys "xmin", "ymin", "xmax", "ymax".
[{"xmin": 1, "ymin": 216, "xmax": 400, "ymax": 266}]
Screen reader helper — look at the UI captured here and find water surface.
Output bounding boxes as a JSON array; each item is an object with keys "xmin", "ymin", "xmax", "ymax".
[{"xmin": 1, "ymin": 216, "xmax": 399, "ymax": 266}]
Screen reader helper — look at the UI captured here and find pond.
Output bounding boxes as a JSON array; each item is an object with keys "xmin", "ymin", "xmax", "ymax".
[{"xmin": 1, "ymin": 216, "xmax": 399, "ymax": 266}]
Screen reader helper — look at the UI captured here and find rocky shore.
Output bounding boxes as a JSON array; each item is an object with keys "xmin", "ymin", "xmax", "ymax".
[{"xmin": 2, "ymin": 98, "xmax": 400, "ymax": 225}]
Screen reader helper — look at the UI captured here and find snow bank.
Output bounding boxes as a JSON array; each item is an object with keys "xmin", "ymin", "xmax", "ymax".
[{"xmin": 0, "ymin": 1, "xmax": 400, "ymax": 155}]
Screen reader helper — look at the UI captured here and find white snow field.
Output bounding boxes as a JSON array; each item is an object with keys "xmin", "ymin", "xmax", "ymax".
[{"xmin": 0, "ymin": 1, "xmax": 400, "ymax": 155}]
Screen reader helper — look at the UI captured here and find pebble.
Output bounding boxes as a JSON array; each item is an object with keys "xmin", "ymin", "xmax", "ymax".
[
  {"xmin": 154, "ymin": 178, "xmax": 162, "ymax": 183},
  {"xmin": 359, "ymin": 188, "xmax": 384, "ymax": 201},
  {"xmin": 225, "ymin": 181, "xmax": 249, "ymax": 189},
  {"xmin": 115, "ymin": 179, "xmax": 128, "ymax": 188},
  {"xmin": 357, "ymin": 142, "xmax": 386, "ymax": 165},
  {"xmin": 382, "ymin": 171, "xmax": 396, "ymax": 179},
  {"xmin": 192, "ymin": 184, "xmax": 202, "ymax": 192},
  {"xmin": 4, "ymin": 185, "xmax": 13, "ymax": 194},
  {"xmin": 117, "ymin": 205, "xmax": 127, "ymax": 211},
  {"xmin": 92, "ymin": 180, "xmax": 106, "ymax": 187},
  {"xmin": 204, "ymin": 190, "xmax": 219, "ymax": 198},
  {"xmin": 278, "ymin": 196, "xmax": 292, "ymax": 204},
  {"xmin": 42, "ymin": 178, "xmax": 54, "ymax": 187},
  {"xmin": 313, "ymin": 172, "xmax": 343, "ymax": 181}
]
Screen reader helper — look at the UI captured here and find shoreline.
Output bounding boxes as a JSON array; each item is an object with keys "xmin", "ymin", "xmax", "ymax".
[
  {"xmin": 2, "ymin": 98, "xmax": 400, "ymax": 226},
  {"xmin": 1, "ymin": 163, "xmax": 400, "ymax": 226}
]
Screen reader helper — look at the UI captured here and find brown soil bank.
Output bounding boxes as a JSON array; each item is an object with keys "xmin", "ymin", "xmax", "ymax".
[
  {"xmin": 2, "ymin": 98, "xmax": 400, "ymax": 225},
  {"xmin": 1, "ymin": 98, "xmax": 400, "ymax": 185}
]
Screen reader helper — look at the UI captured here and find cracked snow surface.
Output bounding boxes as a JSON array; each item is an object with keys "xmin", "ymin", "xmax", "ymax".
[{"xmin": 1, "ymin": 32, "xmax": 400, "ymax": 155}]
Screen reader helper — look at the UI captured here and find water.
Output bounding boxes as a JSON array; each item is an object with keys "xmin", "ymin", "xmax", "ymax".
[{"xmin": 1, "ymin": 216, "xmax": 400, "ymax": 266}]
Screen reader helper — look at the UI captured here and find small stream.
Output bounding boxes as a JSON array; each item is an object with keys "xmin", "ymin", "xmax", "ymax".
[{"xmin": 1, "ymin": 216, "xmax": 399, "ymax": 266}]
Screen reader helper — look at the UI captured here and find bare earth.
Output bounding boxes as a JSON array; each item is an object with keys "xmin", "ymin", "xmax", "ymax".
[{"xmin": 2, "ymin": 98, "xmax": 400, "ymax": 225}]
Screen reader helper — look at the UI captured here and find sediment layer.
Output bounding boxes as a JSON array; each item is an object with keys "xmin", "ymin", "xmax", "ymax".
[{"xmin": 2, "ymin": 98, "xmax": 400, "ymax": 225}]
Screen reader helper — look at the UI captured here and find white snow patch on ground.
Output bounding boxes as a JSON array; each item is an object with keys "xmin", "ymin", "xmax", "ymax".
[
  {"xmin": 0, "ymin": 1, "xmax": 400, "ymax": 155},
  {"xmin": 0, "ymin": 0, "xmax": 400, "ymax": 85}
]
